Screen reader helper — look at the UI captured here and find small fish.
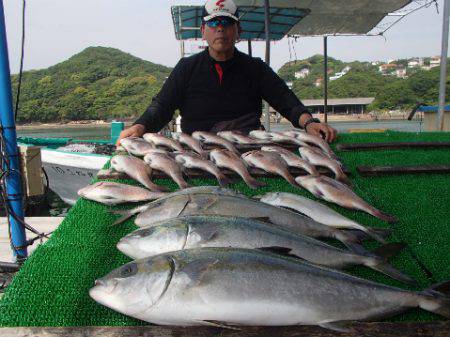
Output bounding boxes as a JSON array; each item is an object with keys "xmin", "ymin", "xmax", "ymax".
[
  {"xmin": 295, "ymin": 175, "xmax": 398, "ymax": 223},
  {"xmin": 209, "ymin": 149, "xmax": 265, "ymax": 189},
  {"xmin": 90, "ymin": 248, "xmax": 450, "ymax": 328},
  {"xmin": 77, "ymin": 181, "xmax": 166, "ymax": 205},
  {"xmin": 241, "ymin": 150, "xmax": 298, "ymax": 188},
  {"xmin": 299, "ymin": 147, "xmax": 350, "ymax": 184},
  {"xmin": 259, "ymin": 192, "xmax": 390, "ymax": 243},
  {"xmin": 143, "ymin": 152, "xmax": 190, "ymax": 189},
  {"xmin": 143, "ymin": 133, "xmax": 184, "ymax": 152},
  {"xmin": 217, "ymin": 131, "xmax": 267, "ymax": 145},
  {"xmin": 192, "ymin": 131, "xmax": 239, "ymax": 154},
  {"xmin": 249, "ymin": 130, "xmax": 308, "ymax": 147},
  {"xmin": 172, "ymin": 132, "xmax": 207, "ymax": 158},
  {"xmin": 110, "ymin": 155, "xmax": 167, "ymax": 192},
  {"xmin": 119, "ymin": 137, "xmax": 155, "ymax": 156},
  {"xmin": 175, "ymin": 153, "xmax": 231, "ymax": 187},
  {"xmin": 261, "ymin": 145, "xmax": 318, "ymax": 176},
  {"xmin": 282, "ymin": 129, "xmax": 337, "ymax": 159}
]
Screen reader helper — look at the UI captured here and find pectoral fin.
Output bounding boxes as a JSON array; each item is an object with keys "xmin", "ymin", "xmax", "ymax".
[
  {"xmin": 318, "ymin": 321, "xmax": 354, "ymax": 333},
  {"xmin": 179, "ymin": 258, "xmax": 218, "ymax": 287},
  {"xmin": 198, "ymin": 320, "xmax": 241, "ymax": 330}
]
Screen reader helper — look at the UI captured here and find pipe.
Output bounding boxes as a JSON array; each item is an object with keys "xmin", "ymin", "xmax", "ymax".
[
  {"xmin": 263, "ymin": 0, "xmax": 270, "ymax": 131},
  {"xmin": 437, "ymin": 0, "xmax": 450, "ymax": 131},
  {"xmin": 323, "ymin": 36, "xmax": 328, "ymax": 123},
  {"xmin": 0, "ymin": 0, "xmax": 27, "ymax": 260}
]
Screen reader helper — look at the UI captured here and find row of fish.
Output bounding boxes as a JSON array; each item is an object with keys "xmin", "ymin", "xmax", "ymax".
[{"xmin": 88, "ymin": 186, "xmax": 450, "ymax": 329}]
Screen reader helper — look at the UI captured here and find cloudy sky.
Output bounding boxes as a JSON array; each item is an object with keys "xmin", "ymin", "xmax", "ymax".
[{"xmin": 3, "ymin": 0, "xmax": 446, "ymax": 74}]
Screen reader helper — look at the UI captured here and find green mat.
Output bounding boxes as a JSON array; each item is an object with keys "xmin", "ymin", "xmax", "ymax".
[{"xmin": 0, "ymin": 131, "xmax": 449, "ymax": 326}]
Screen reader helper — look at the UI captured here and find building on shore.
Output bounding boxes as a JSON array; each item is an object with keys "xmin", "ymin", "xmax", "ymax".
[{"xmin": 302, "ymin": 97, "xmax": 375, "ymax": 114}]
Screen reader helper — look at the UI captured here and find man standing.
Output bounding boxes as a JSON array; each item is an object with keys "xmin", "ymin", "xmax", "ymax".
[{"xmin": 117, "ymin": 0, "xmax": 337, "ymax": 143}]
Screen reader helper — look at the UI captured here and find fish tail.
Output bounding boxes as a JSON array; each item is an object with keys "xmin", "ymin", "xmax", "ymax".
[
  {"xmin": 368, "ymin": 207, "xmax": 398, "ymax": 224},
  {"xmin": 334, "ymin": 230, "xmax": 365, "ymax": 253},
  {"xmin": 370, "ymin": 260, "xmax": 418, "ymax": 286},
  {"xmin": 336, "ymin": 174, "xmax": 353, "ymax": 187},
  {"xmin": 244, "ymin": 176, "xmax": 266, "ymax": 189},
  {"xmin": 216, "ymin": 174, "xmax": 232, "ymax": 187},
  {"xmin": 361, "ymin": 227, "xmax": 389, "ymax": 244},
  {"xmin": 418, "ymin": 281, "xmax": 450, "ymax": 318}
]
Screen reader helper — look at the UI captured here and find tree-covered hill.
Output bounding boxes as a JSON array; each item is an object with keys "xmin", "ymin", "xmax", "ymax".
[
  {"xmin": 11, "ymin": 46, "xmax": 172, "ymax": 123},
  {"xmin": 278, "ymin": 55, "xmax": 449, "ymax": 111}
]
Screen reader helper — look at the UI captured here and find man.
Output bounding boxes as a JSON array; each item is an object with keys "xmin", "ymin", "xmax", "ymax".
[{"xmin": 117, "ymin": 0, "xmax": 337, "ymax": 144}]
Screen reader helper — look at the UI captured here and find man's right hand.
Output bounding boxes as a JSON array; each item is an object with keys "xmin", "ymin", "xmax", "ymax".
[{"xmin": 115, "ymin": 124, "xmax": 146, "ymax": 146}]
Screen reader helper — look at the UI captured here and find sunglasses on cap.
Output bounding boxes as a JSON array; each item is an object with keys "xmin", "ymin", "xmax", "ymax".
[{"xmin": 205, "ymin": 16, "xmax": 237, "ymax": 28}]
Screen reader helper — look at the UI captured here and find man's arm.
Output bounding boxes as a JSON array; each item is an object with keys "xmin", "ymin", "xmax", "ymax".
[
  {"xmin": 116, "ymin": 59, "xmax": 187, "ymax": 145},
  {"xmin": 258, "ymin": 60, "xmax": 337, "ymax": 143}
]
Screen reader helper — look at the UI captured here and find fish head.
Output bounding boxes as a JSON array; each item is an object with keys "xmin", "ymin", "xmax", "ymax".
[
  {"xmin": 294, "ymin": 175, "xmax": 316, "ymax": 188},
  {"xmin": 259, "ymin": 192, "xmax": 282, "ymax": 204},
  {"xmin": 110, "ymin": 155, "xmax": 130, "ymax": 172},
  {"xmin": 117, "ymin": 221, "xmax": 188, "ymax": 259},
  {"xmin": 89, "ymin": 256, "xmax": 174, "ymax": 316}
]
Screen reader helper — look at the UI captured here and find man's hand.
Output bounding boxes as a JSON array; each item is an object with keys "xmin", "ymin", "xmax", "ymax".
[
  {"xmin": 115, "ymin": 124, "xmax": 146, "ymax": 146},
  {"xmin": 305, "ymin": 122, "xmax": 337, "ymax": 143}
]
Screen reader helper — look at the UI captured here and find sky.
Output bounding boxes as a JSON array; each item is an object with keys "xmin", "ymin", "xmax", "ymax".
[{"xmin": 3, "ymin": 0, "xmax": 447, "ymax": 74}]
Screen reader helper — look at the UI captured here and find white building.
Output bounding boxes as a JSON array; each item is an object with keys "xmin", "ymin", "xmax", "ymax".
[
  {"xmin": 430, "ymin": 56, "xmax": 441, "ymax": 69},
  {"xmin": 396, "ymin": 67, "xmax": 407, "ymax": 78},
  {"xmin": 294, "ymin": 68, "xmax": 310, "ymax": 79},
  {"xmin": 329, "ymin": 66, "xmax": 351, "ymax": 81},
  {"xmin": 408, "ymin": 58, "xmax": 421, "ymax": 68}
]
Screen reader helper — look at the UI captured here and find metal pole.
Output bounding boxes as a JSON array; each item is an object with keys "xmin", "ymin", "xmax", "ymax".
[
  {"xmin": 247, "ymin": 39, "xmax": 252, "ymax": 57},
  {"xmin": 323, "ymin": 36, "xmax": 328, "ymax": 123},
  {"xmin": 437, "ymin": 0, "xmax": 450, "ymax": 131},
  {"xmin": 180, "ymin": 41, "xmax": 185, "ymax": 58},
  {"xmin": 0, "ymin": 0, "xmax": 27, "ymax": 260},
  {"xmin": 263, "ymin": 0, "xmax": 271, "ymax": 131}
]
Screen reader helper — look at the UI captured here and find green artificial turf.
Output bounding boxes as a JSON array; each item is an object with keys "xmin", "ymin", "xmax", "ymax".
[{"xmin": 0, "ymin": 130, "xmax": 449, "ymax": 326}]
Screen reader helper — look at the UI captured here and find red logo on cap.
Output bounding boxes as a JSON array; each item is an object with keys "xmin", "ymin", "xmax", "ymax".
[{"xmin": 216, "ymin": 0, "xmax": 225, "ymax": 8}]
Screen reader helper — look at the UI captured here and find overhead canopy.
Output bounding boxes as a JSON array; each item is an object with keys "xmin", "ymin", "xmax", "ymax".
[
  {"xmin": 234, "ymin": 0, "xmax": 412, "ymax": 35},
  {"xmin": 171, "ymin": 5, "xmax": 310, "ymax": 41}
]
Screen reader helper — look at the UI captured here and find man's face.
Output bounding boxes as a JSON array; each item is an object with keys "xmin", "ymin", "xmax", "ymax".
[{"xmin": 201, "ymin": 17, "xmax": 239, "ymax": 54}]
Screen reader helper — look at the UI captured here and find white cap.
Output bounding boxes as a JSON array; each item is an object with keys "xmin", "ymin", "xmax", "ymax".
[{"xmin": 203, "ymin": 0, "xmax": 239, "ymax": 22}]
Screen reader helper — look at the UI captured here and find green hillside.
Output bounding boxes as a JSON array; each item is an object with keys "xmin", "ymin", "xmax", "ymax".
[
  {"xmin": 11, "ymin": 47, "xmax": 172, "ymax": 123},
  {"xmin": 278, "ymin": 55, "xmax": 450, "ymax": 110}
]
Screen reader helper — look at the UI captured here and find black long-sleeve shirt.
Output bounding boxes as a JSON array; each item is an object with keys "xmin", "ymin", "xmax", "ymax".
[{"xmin": 135, "ymin": 48, "xmax": 311, "ymax": 134}]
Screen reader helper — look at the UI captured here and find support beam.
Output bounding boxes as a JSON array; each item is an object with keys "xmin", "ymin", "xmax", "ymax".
[
  {"xmin": 437, "ymin": 0, "xmax": 450, "ymax": 131},
  {"xmin": 323, "ymin": 36, "xmax": 328, "ymax": 123},
  {"xmin": 263, "ymin": 0, "xmax": 271, "ymax": 131},
  {"xmin": 247, "ymin": 39, "xmax": 252, "ymax": 57}
]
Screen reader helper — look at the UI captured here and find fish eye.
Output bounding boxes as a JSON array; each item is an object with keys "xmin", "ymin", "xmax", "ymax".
[{"xmin": 120, "ymin": 263, "xmax": 137, "ymax": 277}]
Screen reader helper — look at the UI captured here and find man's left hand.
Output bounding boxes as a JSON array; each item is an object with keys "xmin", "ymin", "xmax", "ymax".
[{"xmin": 305, "ymin": 122, "xmax": 337, "ymax": 143}]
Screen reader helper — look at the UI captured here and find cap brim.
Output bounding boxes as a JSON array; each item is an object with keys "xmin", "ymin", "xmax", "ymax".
[{"xmin": 204, "ymin": 12, "xmax": 239, "ymax": 22}]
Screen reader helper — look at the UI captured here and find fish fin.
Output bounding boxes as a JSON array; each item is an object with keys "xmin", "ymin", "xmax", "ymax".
[
  {"xmin": 257, "ymin": 246, "xmax": 302, "ymax": 259},
  {"xmin": 251, "ymin": 217, "xmax": 273, "ymax": 224},
  {"xmin": 419, "ymin": 281, "xmax": 450, "ymax": 318},
  {"xmin": 373, "ymin": 242, "xmax": 406, "ymax": 260},
  {"xmin": 199, "ymin": 320, "xmax": 241, "ymax": 330},
  {"xmin": 180, "ymin": 258, "xmax": 218, "ymax": 287},
  {"xmin": 318, "ymin": 321, "xmax": 354, "ymax": 333},
  {"xmin": 370, "ymin": 227, "xmax": 393, "ymax": 240},
  {"xmin": 111, "ymin": 213, "xmax": 135, "ymax": 226},
  {"xmin": 247, "ymin": 177, "xmax": 266, "ymax": 189},
  {"xmin": 370, "ymin": 209, "xmax": 398, "ymax": 224},
  {"xmin": 190, "ymin": 194, "xmax": 219, "ymax": 211},
  {"xmin": 109, "ymin": 204, "xmax": 150, "ymax": 226},
  {"xmin": 370, "ymin": 260, "xmax": 419, "ymax": 286},
  {"xmin": 217, "ymin": 175, "xmax": 232, "ymax": 187},
  {"xmin": 189, "ymin": 226, "xmax": 219, "ymax": 244}
]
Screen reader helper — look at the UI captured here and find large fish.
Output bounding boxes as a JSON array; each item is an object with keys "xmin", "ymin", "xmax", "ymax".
[
  {"xmin": 259, "ymin": 192, "xmax": 390, "ymax": 243},
  {"xmin": 90, "ymin": 247, "xmax": 450, "ymax": 329},
  {"xmin": 171, "ymin": 132, "xmax": 206, "ymax": 158},
  {"xmin": 119, "ymin": 137, "xmax": 155, "ymax": 156},
  {"xmin": 110, "ymin": 155, "xmax": 168, "ymax": 192},
  {"xmin": 241, "ymin": 150, "xmax": 298, "ymax": 188},
  {"xmin": 143, "ymin": 152, "xmax": 190, "ymax": 189},
  {"xmin": 295, "ymin": 175, "xmax": 398, "ymax": 223},
  {"xmin": 282, "ymin": 129, "xmax": 337, "ymax": 159},
  {"xmin": 192, "ymin": 131, "xmax": 239, "ymax": 154},
  {"xmin": 117, "ymin": 215, "xmax": 414, "ymax": 284},
  {"xmin": 249, "ymin": 130, "xmax": 308, "ymax": 147},
  {"xmin": 209, "ymin": 149, "xmax": 265, "ymax": 189},
  {"xmin": 143, "ymin": 133, "xmax": 184, "ymax": 152},
  {"xmin": 299, "ymin": 146, "xmax": 350, "ymax": 185},
  {"xmin": 217, "ymin": 131, "xmax": 266, "ymax": 145},
  {"xmin": 77, "ymin": 181, "xmax": 166, "ymax": 205},
  {"xmin": 261, "ymin": 145, "xmax": 318, "ymax": 175},
  {"xmin": 132, "ymin": 193, "xmax": 364, "ymax": 250},
  {"xmin": 175, "ymin": 153, "xmax": 231, "ymax": 187}
]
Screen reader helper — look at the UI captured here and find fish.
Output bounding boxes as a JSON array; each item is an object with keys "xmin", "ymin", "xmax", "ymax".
[
  {"xmin": 119, "ymin": 137, "xmax": 156, "ymax": 156},
  {"xmin": 143, "ymin": 152, "xmax": 190, "ymax": 189},
  {"xmin": 209, "ymin": 149, "xmax": 265, "ymax": 189},
  {"xmin": 241, "ymin": 150, "xmax": 298, "ymax": 188},
  {"xmin": 282, "ymin": 129, "xmax": 337, "ymax": 159},
  {"xmin": 90, "ymin": 247, "xmax": 450, "ymax": 328},
  {"xmin": 192, "ymin": 131, "xmax": 239, "ymax": 154},
  {"xmin": 110, "ymin": 155, "xmax": 168, "ymax": 192},
  {"xmin": 217, "ymin": 131, "xmax": 267, "ymax": 145},
  {"xmin": 143, "ymin": 133, "xmax": 185, "ymax": 152},
  {"xmin": 299, "ymin": 147, "xmax": 350, "ymax": 184},
  {"xmin": 132, "ymin": 193, "xmax": 365, "ymax": 251},
  {"xmin": 171, "ymin": 132, "xmax": 207, "ymax": 158},
  {"xmin": 77, "ymin": 181, "xmax": 167, "ymax": 205},
  {"xmin": 261, "ymin": 145, "xmax": 318, "ymax": 176},
  {"xmin": 175, "ymin": 153, "xmax": 231, "ymax": 187},
  {"xmin": 249, "ymin": 130, "xmax": 308, "ymax": 147},
  {"xmin": 295, "ymin": 175, "xmax": 398, "ymax": 223},
  {"xmin": 117, "ymin": 215, "xmax": 414, "ymax": 284},
  {"xmin": 259, "ymin": 192, "xmax": 390, "ymax": 243}
]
